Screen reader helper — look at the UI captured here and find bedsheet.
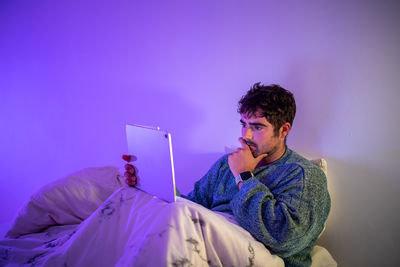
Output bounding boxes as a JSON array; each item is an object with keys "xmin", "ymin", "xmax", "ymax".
[
  {"xmin": 1, "ymin": 186, "xmax": 284, "ymax": 266},
  {"xmin": 0, "ymin": 166, "xmax": 336, "ymax": 267}
]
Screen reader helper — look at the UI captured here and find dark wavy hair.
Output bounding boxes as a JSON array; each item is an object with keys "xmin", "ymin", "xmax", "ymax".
[{"xmin": 238, "ymin": 83, "xmax": 296, "ymax": 136}]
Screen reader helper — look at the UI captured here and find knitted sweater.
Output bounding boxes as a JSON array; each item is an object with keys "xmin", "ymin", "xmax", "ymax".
[{"xmin": 183, "ymin": 148, "xmax": 331, "ymax": 267}]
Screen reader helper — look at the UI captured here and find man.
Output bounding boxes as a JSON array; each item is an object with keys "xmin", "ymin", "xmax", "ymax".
[{"xmin": 123, "ymin": 83, "xmax": 330, "ymax": 267}]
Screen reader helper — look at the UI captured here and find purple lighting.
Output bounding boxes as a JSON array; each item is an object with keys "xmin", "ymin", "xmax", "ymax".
[{"xmin": 1, "ymin": 1, "xmax": 399, "ymax": 266}]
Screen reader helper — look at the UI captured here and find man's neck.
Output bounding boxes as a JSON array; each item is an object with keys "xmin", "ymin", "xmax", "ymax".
[{"xmin": 256, "ymin": 145, "xmax": 287, "ymax": 169}]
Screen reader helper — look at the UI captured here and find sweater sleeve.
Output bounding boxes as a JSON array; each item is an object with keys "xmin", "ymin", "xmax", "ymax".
[
  {"xmin": 182, "ymin": 156, "xmax": 226, "ymax": 208},
  {"xmin": 230, "ymin": 164, "xmax": 329, "ymax": 258}
]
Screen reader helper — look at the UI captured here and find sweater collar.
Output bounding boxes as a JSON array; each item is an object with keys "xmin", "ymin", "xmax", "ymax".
[{"xmin": 255, "ymin": 146, "xmax": 292, "ymax": 171}]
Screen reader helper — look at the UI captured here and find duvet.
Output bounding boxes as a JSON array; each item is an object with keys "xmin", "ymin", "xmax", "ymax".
[{"xmin": 0, "ymin": 166, "xmax": 284, "ymax": 267}]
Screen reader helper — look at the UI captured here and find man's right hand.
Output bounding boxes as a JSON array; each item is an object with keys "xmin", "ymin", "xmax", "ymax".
[{"xmin": 122, "ymin": 155, "xmax": 137, "ymax": 186}]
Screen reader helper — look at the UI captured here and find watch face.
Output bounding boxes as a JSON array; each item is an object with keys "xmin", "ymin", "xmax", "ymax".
[{"xmin": 240, "ymin": 171, "xmax": 253, "ymax": 180}]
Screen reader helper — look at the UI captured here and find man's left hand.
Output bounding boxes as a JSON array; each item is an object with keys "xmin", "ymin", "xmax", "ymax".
[{"xmin": 228, "ymin": 138, "xmax": 268, "ymax": 178}]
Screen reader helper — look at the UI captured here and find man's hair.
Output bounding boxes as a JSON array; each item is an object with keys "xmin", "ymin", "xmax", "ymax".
[{"xmin": 238, "ymin": 82, "xmax": 296, "ymax": 136}]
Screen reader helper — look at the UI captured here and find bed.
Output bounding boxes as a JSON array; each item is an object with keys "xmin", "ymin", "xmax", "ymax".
[{"xmin": 0, "ymin": 163, "xmax": 336, "ymax": 266}]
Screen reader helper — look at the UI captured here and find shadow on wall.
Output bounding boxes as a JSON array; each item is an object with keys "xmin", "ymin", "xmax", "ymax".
[
  {"xmin": 117, "ymin": 83, "xmax": 223, "ymax": 193},
  {"xmin": 99, "ymin": 82, "xmax": 226, "ymax": 195},
  {"xmin": 80, "ymin": 81, "xmax": 205, "ymax": 165},
  {"xmin": 0, "ymin": 81, "xmax": 204, "ymax": 224},
  {"xmin": 317, "ymin": 157, "xmax": 399, "ymax": 267},
  {"xmin": 174, "ymin": 152, "xmax": 225, "ymax": 195},
  {"xmin": 117, "ymin": 83, "xmax": 201, "ymax": 142},
  {"xmin": 281, "ymin": 59, "xmax": 339, "ymax": 155}
]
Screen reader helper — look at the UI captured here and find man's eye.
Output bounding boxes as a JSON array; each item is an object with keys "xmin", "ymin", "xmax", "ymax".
[{"xmin": 254, "ymin": 126, "xmax": 262, "ymax": 131}]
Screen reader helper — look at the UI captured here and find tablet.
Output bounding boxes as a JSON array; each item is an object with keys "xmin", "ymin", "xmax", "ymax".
[{"xmin": 125, "ymin": 124, "xmax": 177, "ymax": 202}]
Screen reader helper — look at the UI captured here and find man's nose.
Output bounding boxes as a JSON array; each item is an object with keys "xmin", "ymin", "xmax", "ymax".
[{"xmin": 243, "ymin": 127, "xmax": 253, "ymax": 140}]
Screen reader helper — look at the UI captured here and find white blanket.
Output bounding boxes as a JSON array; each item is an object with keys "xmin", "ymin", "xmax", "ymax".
[
  {"xmin": 0, "ymin": 167, "xmax": 284, "ymax": 266},
  {"xmin": 0, "ymin": 166, "xmax": 335, "ymax": 267}
]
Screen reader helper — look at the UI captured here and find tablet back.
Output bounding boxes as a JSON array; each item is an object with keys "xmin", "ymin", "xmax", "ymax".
[{"xmin": 125, "ymin": 124, "xmax": 176, "ymax": 202}]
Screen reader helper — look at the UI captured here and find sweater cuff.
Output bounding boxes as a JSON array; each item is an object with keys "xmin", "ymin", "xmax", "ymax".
[{"xmin": 231, "ymin": 177, "xmax": 272, "ymax": 211}]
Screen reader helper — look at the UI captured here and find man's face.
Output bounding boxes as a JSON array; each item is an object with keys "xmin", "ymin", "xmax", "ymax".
[{"xmin": 240, "ymin": 113, "xmax": 285, "ymax": 158}]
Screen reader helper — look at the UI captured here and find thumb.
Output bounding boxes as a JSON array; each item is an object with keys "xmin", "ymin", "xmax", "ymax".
[
  {"xmin": 122, "ymin": 154, "xmax": 132, "ymax": 162},
  {"xmin": 255, "ymin": 153, "xmax": 268, "ymax": 163}
]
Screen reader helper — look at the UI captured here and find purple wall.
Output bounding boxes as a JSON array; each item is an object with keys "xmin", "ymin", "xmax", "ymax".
[{"xmin": 1, "ymin": 1, "xmax": 399, "ymax": 266}]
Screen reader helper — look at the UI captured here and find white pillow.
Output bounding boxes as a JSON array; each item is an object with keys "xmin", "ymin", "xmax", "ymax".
[
  {"xmin": 309, "ymin": 158, "xmax": 328, "ymax": 239},
  {"xmin": 310, "ymin": 158, "xmax": 328, "ymax": 176},
  {"xmin": 6, "ymin": 166, "xmax": 123, "ymax": 238}
]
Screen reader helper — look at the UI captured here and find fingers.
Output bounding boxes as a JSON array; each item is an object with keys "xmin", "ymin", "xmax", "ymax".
[
  {"xmin": 238, "ymin": 138, "xmax": 250, "ymax": 150},
  {"xmin": 124, "ymin": 174, "xmax": 137, "ymax": 186},
  {"xmin": 125, "ymin": 163, "xmax": 136, "ymax": 174},
  {"xmin": 124, "ymin": 170, "xmax": 135, "ymax": 179},
  {"xmin": 123, "ymin": 157, "xmax": 137, "ymax": 186},
  {"xmin": 255, "ymin": 153, "xmax": 268, "ymax": 161},
  {"xmin": 124, "ymin": 169, "xmax": 137, "ymax": 186},
  {"xmin": 124, "ymin": 164, "xmax": 137, "ymax": 186}
]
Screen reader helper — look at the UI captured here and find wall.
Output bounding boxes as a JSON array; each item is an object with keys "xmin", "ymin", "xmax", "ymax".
[{"xmin": 1, "ymin": 1, "xmax": 399, "ymax": 266}]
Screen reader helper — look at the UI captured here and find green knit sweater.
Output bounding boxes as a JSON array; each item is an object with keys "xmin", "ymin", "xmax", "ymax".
[{"xmin": 183, "ymin": 148, "xmax": 331, "ymax": 267}]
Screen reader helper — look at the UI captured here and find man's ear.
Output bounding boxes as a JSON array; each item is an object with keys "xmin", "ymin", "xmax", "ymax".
[{"xmin": 280, "ymin": 122, "xmax": 291, "ymax": 139}]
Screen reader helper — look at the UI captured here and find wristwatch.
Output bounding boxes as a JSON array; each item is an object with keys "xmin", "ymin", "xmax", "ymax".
[{"xmin": 235, "ymin": 171, "xmax": 254, "ymax": 185}]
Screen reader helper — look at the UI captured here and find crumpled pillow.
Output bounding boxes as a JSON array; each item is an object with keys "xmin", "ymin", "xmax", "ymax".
[
  {"xmin": 6, "ymin": 166, "xmax": 123, "ymax": 238},
  {"xmin": 310, "ymin": 158, "xmax": 328, "ymax": 176}
]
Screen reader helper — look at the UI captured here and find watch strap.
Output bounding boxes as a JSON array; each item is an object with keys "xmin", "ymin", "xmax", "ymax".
[{"xmin": 235, "ymin": 171, "xmax": 254, "ymax": 185}]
